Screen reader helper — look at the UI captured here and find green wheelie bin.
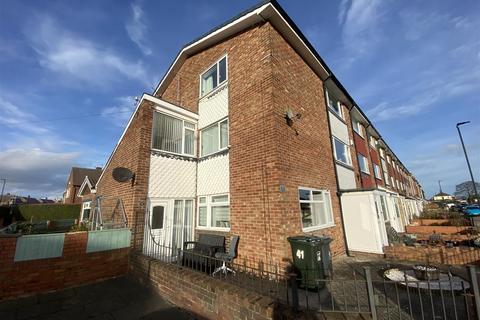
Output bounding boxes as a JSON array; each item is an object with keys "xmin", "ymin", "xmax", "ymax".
[{"xmin": 287, "ymin": 236, "xmax": 333, "ymax": 289}]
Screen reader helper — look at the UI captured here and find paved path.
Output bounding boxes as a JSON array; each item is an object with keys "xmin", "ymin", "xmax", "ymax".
[{"xmin": 0, "ymin": 277, "xmax": 197, "ymax": 320}]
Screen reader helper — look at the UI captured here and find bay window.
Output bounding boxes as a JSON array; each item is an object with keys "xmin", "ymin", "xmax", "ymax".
[
  {"xmin": 357, "ymin": 154, "xmax": 370, "ymax": 174},
  {"xmin": 201, "ymin": 119, "xmax": 228, "ymax": 156},
  {"xmin": 298, "ymin": 188, "xmax": 334, "ymax": 231},
  {"xmin": 333, "ymin": 137, "xmax": 352, "ymax": 166},
  {"xmin": 152, "ymin": 112, "xmax": 195, "ymax": 156},
  {"xmin": 201, "ymin": 56, "xmax": 227, "ymax": 97},
  {"xmin": 197, "ymin": 194, "xmax": 230, "ymax": 230}
]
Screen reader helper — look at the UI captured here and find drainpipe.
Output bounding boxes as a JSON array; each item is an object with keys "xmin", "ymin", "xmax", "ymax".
[{"xmin": 323, "ymin": 77, "xmax": 351, "ymax": 257}]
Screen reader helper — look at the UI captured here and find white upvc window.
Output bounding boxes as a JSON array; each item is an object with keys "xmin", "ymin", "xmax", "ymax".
[
  {"xmin": 152, "ymin": 112, "xmax": 196, "ymax": 156},
  {"xmin": 369, "ymin": 136, "xmax": 377, "ymax": 148},
  {"xmin": 332, "ymin": 137, "xmax": 352, "ymax": 166},
  {"xmin": 379, "ymin": 148, "xmax": 385, "ymax": 159},
  {"xmin": 357, "ymin": 154, "xmax": 370, "ymax": 174},
  {"xmin": 200, "ymin": 118, "xmax": 228, "ymax": 157},
  {"xmin": 325, "ymin": 90, "xmax": 343, "ymax": 119},
  {"xmin": 373, "ymin": 163, "xmax": 382, "ymax": 180},
  {"xmin": 298, "ymin": 188, "xmax": 334, "ymax": 231},
  {"xmin": 197, "ymin": 194, "xmax": 230, "ymax": 230},
  {"xmin": 352, "ymin": 119, "xmax": 364, "ymax": 138},
  {"xmin": 391, "ymin": 176, "xmax": 395, "ymax": 187},
  {"xmin": 200, "ymin": 56, "xmax": 227, "ymax": 97},
  {"xmin": 386, "ymin": 155, "xmax": 391, "ymax": 164},
  {"xmin": 381, "ymin": 159, "xmax": 389, "ymax": 184},
  {"xmin": 81, "ymin": 201, "xmax": 91, "ymax": 221}
]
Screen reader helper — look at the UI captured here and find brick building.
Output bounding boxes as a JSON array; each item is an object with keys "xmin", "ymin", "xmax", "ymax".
[
  {"xmin": 95, "ymin": 0, "xmax": 424, "ymax": 265},
  {"xmin": 63, "ymin": 167, "xmax": 102, "ymax": 205}
]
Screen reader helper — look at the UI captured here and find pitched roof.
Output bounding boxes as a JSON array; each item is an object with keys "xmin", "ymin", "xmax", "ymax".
[
  {"xmin": 70, "ymin": 167, "xmax": 102, "ymax": 186},
  {"xmin": 97, "ymin": 0, "xmax": 419, "ymax": 188}
]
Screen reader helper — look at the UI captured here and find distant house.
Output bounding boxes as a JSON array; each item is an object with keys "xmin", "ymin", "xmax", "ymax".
[
  {"xmin": 8, "ymin": 195, "xmax": 55, "ymax": 205},
  {"xmin": 432, "ymin": 192, "xmax": 454, "ymax": 202},
  {"xmin": 77, "ymin": 174, "xmax": 101, "ymax": 221},
  {"xmin": 63, "ymin": 167, "xmax": 102, "ymax": 205}
]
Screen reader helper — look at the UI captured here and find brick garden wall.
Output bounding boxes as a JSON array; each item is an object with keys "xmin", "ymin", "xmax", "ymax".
[
  {"xmin": 0, "ymin": 232, "xmax": 129, "ymax": 300},
  {"xmin": 384, "ymin": 245, "xmax": 480, "ymax": 265},
  {"xmin": 129, "ymin": 252, "xmax": 302, "ymax": 320}
]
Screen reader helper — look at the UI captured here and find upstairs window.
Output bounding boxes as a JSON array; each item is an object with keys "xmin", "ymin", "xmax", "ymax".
[
  {"xmin": 152, "ymin": 112, "xmax": 195, "ymax": 156},
  {"xmin": 369, "ymin": 136, "xmax": 377, "ymax": 148},
  {"xmin": 201, "ymin": 56, "xmax": 227, "ymax": 97},
  {"xmin": 201, "ymin": 119, "xmax": 228, "ymax": 157},
  {"xmin": 298, "ymin": 188, "xmax": 334, "ymax": 231},
  {"xmin": 357, "ymin": 154, "xmax": 370, "ymax": 174},
  {"xmin": 373, "ymin": 163, "xmax": 382, "ymax": 179},
  {"xmin": 352, "ymin": 120, "xmax": 364, "ymax": 138},
  {"xmin": 325, "ymin": 90, "xmax": 342, "ymax": 118},
  {"xmin": 333, "ymin": 137, "xmax": 352, "ymax": 166}
]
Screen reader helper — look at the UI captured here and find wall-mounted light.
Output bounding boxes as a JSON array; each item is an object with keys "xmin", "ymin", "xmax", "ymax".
[{"xmin": 285, "ymin": 108, "xmax": 302, "ymax": 127}]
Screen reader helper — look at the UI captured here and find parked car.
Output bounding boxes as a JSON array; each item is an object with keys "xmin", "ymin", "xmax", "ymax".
[{"xmin": 463, "ymin": 205, "xmax": 480, "ymax": 216}]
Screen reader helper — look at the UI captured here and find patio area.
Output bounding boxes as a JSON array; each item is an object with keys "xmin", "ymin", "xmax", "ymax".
[{"xmin": 0, "ymin": 276, "xmax": 197, "ymax": 320}]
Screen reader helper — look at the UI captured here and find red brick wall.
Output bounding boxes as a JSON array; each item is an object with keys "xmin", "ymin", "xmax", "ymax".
[
  {"xmin": 157, "ymin": 22, "xmax": 346, "ymax": 265},
  {"xmin": 0, "ymin": 232, "xmax": 129, "ymax": 300},
  {"xmin": 129, "ymin": 253, "xmax": 303, "ymax": 320},
  {"xmin": 354, "ymin": 132, "xmax": 375, "ymax": 189},
  {"xmin": 369, "ymin": 146, "xmax": 383, "ymax": 187},
  {"xmin": 96, "ymin": 100, "xmax": 154, "ymax": 248},
  {"xmin": 384, "ymin": 245, "xmax": 480, "ymax": 265}
]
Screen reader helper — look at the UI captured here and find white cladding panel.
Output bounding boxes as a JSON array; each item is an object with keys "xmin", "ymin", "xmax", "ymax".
[
  {"xmin": 148, "ymin": 155, "xmax": 196, "ymax": 198},
  {"xmin": 336, "ymin": 164, "xmax": 356, "ymax": 190},
  {"xmin": 198, "ymin": 85, "xmax": 228, "ymax": 129},
  {"xmin": 329, "ymin": 111, "xmax": 349, "ymax": 144},
  {"xmin": 197, "ymin": 154, "xmax": 229, "ymax": 195},
  {"xmin": 341, "ymin": 192, "xmax": 383, "ymax": 254}
]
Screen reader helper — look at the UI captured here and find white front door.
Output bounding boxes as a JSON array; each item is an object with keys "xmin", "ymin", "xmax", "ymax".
[
  {"xmin": 144, "ymin": 199, "xmax": 194, "ymax": 260},
  {"xmin": 146, "ymin": 200, "xmax": 169, "ymax": 256},
  {"xmin": 374, "ymin": 195, "xmax": 389, "ymax": 246}
]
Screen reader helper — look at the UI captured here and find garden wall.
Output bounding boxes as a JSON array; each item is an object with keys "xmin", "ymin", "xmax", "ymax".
[
  {"xmin": 384, "ymin": 245, "xmax": 480, "ymax": 265},
  {"xmin": 405, "ymin": 225, "xmax": 470, "ymax": 235},
  {"xmin": 0, "ymin": 230, "xmax": 130, "ymax": 300},
  {"xmin": 129, "ymin": 253, "xmax": 301, "ymax": 320}
]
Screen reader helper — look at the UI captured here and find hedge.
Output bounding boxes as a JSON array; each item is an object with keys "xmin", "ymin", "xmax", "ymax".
[{"xmin": 12, "ymin": 204, "xmax": 81, "ymax": 222}]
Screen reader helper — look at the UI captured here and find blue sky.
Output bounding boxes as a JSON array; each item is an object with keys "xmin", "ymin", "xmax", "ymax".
[{"xmin": 0, "ymin": 0, "xmax": 479, "ymax": 199}]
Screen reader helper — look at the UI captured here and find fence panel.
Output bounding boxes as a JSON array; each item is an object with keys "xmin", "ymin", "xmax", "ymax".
[
  {"xmin": 86, "ymin": 228, "xmax": 131, "ymax": 253},
  {"xmin": 14, "ymin": 233, "xmax": 65, "ymax": 262}
]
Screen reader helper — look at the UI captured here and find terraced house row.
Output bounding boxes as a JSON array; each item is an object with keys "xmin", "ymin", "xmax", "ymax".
[{"xmin": 87, "ymin": 0, "xmax": 424, "ymax": 267}]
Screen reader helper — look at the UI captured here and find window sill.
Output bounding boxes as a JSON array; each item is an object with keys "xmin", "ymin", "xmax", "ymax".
[
  {"xmin": 196, "ymin": 226, "xmax": 230, "ymax": 232},
  {"xmin": 302, "ymin": 223, "xmax": 335, "ymax": 233},
  {"xmin": 360, "ymin": 170, "xmax": 371, "ymax": 175},
  {"xmin": 151, "ymin": 148, "xmax": 196, "ymax": 160},
  {"xmin": 353, "ymin": 131, "xmax": 365, "ymax": 139},
  {"xmin": 199, "ymin": 81, "xmax": 228, "ymax": 101},
  {"xmin": 335, "ymin": 160, "xmax": 354, "ymax": 171},
  {"xmin": 199, "ymin": 148, "xmax": 229, "ymax": 161},
  {"xmin": 328, "ymin": 108, "xmax": 345, "ymax": 123}
]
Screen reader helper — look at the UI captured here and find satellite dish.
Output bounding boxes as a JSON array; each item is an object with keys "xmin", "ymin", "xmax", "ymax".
[{"xmin": 112, "ymin": 167, "xmax": 134, "ymax": 183}]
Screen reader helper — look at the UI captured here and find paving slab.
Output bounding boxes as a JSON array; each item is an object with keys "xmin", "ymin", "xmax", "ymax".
[{"xmin": 0, "ymin": 276, "xmax": 197, "ymax": 320}]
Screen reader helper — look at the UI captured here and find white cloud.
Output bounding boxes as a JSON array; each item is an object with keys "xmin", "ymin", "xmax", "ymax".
[
  {"xmin": 0, "ymin": 148, "xmax": 80, "ymax": 198},
  {"xmin": 25, "ymin": 15, "xmax": 151, "ymax": 87},
  {"xmin": 0, "ymin": 97, "xmax": 49, "ymax": 134},
  {"xmin": 101, "ymin": 96, "xmax": 137, "ymax": 127},
  {"xmin": 339, "ymin": 0, "xmax": 384, "ymax": 60},
  {"xmin": 126, "ymin": 1, "xmax": 152, "ymax": 55}
]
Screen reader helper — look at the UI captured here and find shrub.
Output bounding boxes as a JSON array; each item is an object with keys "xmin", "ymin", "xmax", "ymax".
[{"xmin": 12, "ymin": 204, "xmax": 80, "ymax": 222}]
